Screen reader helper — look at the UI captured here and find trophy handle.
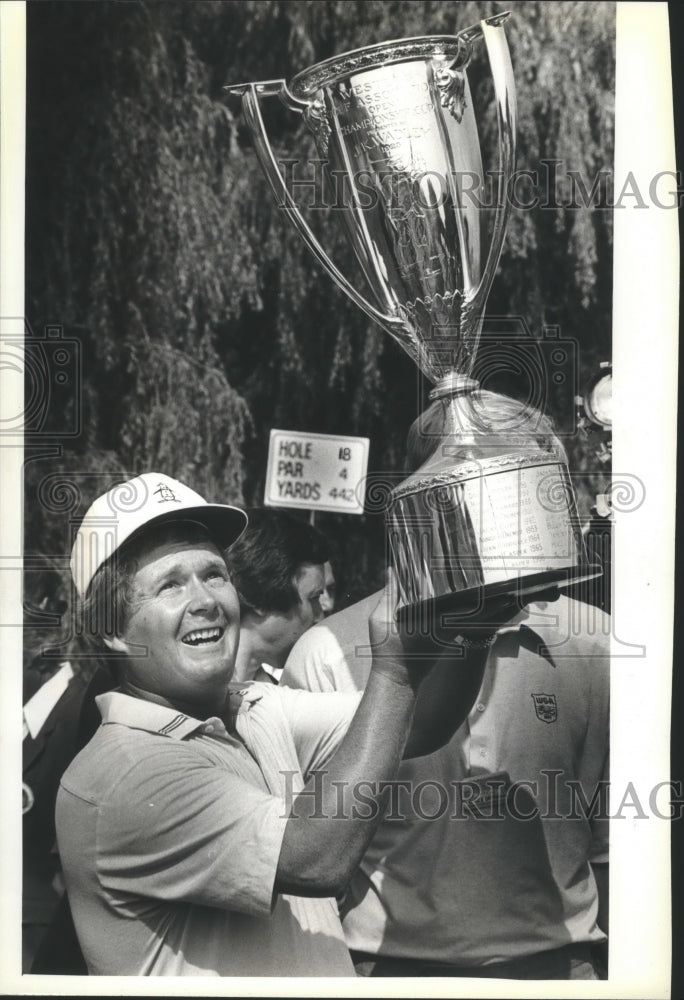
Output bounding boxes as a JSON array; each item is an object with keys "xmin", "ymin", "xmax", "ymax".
[
  {"xmin": 226, "ymin": 81, "xmax": 407, "ymax": 339},
  {"xmin": 467, "ymin": 19, "xmax": 517, "ymax": 319}
]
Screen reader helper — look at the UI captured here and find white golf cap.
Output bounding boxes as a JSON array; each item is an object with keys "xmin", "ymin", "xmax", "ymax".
[{"xmin": 70, "ymin": 472, "xmax": 248, "ymax": 597}]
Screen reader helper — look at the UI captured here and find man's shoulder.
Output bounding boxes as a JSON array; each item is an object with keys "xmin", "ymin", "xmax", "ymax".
[
  {"xmin": 238, "ymin": 678, "xmax": 357, "ymax": 714},
  {"xmin": 522, "ymin": 595, "xmax": 611, "ymax": 680},
  {"xmin": 283, "ymin": 591, "xmax": 380, "ymax": 693},
  {"xmin": 59, "ymin": 720, "xmax": 189, "ymax": 805},
  {"xmin": 525, "ymin": 595, "xmax": 610, "ymax": 643},
  {"xmin": 313, "ymin": 591, "xmax": 380, "ymax": 645}
]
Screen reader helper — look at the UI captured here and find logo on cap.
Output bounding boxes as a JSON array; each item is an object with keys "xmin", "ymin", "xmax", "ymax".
[
  {"xmin": 531, "ymin": 693, "xmax": 557, "ymax": 724},
  {"xmin": 153, "ymin": 482, "xmax": 181, "ymax": 503}
]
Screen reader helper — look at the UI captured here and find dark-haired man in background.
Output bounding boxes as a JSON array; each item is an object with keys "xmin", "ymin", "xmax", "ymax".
[{"xmin": 225, "ymin": 508, "xmax": 330, "ymax": 684}]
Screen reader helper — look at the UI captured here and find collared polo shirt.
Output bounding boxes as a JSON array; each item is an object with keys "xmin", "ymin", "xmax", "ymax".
[
  {"xmin": 282, "ymin": 595, "xmax": 610, "ymax": 966},
  {"xmin": 56, "ymin": 683, "xmax": 360, "ymax": 976}
]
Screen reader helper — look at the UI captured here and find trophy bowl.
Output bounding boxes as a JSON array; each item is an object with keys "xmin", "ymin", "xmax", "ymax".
[{"xmin": 227, "ymin": 14, "xmax": 515, "ymax": 382}]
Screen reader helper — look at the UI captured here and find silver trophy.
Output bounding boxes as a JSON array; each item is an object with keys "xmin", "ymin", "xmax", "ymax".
[{"xmin": 228, "ymin": 12, "xmax": 596, "ymax": 618}]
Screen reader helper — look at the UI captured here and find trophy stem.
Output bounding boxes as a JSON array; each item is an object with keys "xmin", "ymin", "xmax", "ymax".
[{"xmin": 429, "ymin": 373, "xmax": 480, "ymax": 400}]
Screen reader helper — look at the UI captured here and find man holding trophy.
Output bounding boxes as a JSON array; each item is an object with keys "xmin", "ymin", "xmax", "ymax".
[
  {"xmin": 231, "ymin": 9, "xmax": 610, "ymax": 980},
  {"xmin": 56, "ymin": 472, "xmax": 522, "ymax": 975}
]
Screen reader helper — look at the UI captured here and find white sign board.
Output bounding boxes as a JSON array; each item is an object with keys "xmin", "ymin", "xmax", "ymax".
[{"xmin": 264, "ymin": 429, "xmax": 369, "ymax": 515}]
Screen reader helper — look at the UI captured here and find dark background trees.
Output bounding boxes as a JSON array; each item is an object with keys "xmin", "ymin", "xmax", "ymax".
[{"xmin": 24, "ymin": 0, "xmax": 615, "ymax": 635}]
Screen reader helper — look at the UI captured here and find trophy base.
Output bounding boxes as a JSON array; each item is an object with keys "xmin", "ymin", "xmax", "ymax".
[{"xmin": 396, "ymin": 565, "xmax": 603, "ymax": 630}]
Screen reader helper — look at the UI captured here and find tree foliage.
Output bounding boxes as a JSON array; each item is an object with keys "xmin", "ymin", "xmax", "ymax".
[{"xmin": 25, "ymin": 0, "xmax": 615, "ymax": 617}]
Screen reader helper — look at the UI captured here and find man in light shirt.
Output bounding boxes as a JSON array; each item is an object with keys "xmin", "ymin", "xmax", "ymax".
[
  {"xmin": 282, "ymin": 591, "xmax": 609, "ymax": 978},
  {"xmin": 281, "ymin": 400, "xmax": 610, "ymax": 980}
]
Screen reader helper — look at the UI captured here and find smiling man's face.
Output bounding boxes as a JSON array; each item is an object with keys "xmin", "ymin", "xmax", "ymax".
[{"xmin": 109, "ymin": 534, "xmax": 241, "ymax": 713}]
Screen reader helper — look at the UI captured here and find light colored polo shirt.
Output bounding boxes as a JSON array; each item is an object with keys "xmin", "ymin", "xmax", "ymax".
[
  {"xmin": 282, "ymin": 594, "xmax": 610, "ymax": 966},
  {"xmin": 56, "ymin": 683, "xmax": 360, "ymax": 976}
]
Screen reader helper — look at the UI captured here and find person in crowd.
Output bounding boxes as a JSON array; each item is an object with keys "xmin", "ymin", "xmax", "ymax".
[
  {"xmin": 281, "ymin": 399, "xmax": 610, "ymax": 980},
  {"xmin": 23, "ymin": 631, "xmax": 81, "ymax": 972},
  {"xmin": 22, "ymin": 628, "xmax": 113, "ymax": 973},
  {"xmin": 55, "ymin": 471, "xmax": 510, "ymax": 977},
  {"xmin": 320, "ymin": 560, "xmax": 337, "ymax": 616},
  {"xmin": 224, "ymin": 508, "xmax": 329, "ymax": 684}
]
